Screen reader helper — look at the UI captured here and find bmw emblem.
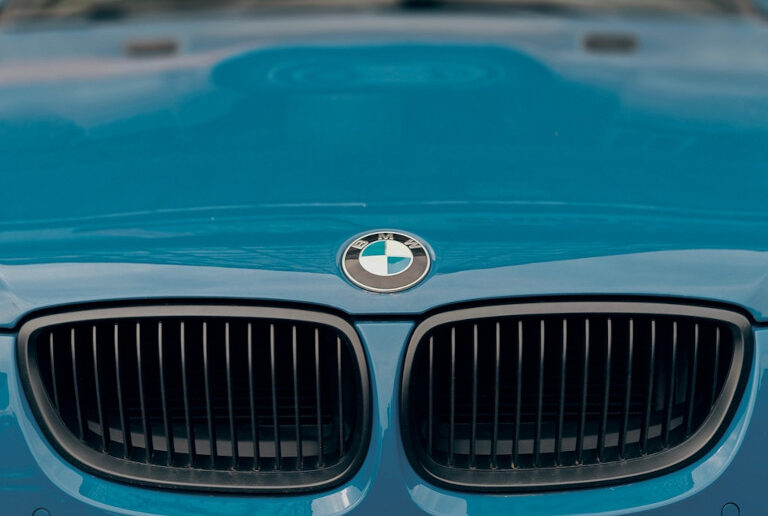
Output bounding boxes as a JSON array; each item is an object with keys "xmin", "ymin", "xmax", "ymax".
[{"xmin": 341, "ymin": 231, "xmax": 431, "ymax": 292}]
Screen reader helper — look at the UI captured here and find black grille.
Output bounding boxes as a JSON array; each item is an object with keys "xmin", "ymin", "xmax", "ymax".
[
  {"xmin": 401, "ymin": 302, "xmax": 750, "ymax": 490},
  {"xmin": 19, "ymin": 305, "xmax": 370, "ymax": 492}
]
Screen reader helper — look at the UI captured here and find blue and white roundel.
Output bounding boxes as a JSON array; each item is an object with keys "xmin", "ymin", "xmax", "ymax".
[
  {"xmin": 358, "ymin": 239, "xmax": 414, "ymax": 276},
  {"xmin": 341, "ymin": 231, "xmax": 431, "ymax": 293}
]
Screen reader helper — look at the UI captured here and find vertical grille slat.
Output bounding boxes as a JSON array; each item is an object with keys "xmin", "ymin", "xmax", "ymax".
[
  {"xmin": 225, "ymin": 322, "xmax": 237, "ymax": 469},
  {"xmin": 686, "ymin": 324, "xmax": 700, "ymax": 437},
  {"xmin": 180, "ymin": 321, "xmax": 195, "ymax": 466},
  {"xmin": 428, "ymin": 336, "xmax": 434, "ymax": 458},
  {"xmin": 491, "ymin": 323, "xmax": 500, "ymax": 469},
  {"xmin": 535, "ymin": 320, "xmax": 544, "ymax": 467},
  {"xmin": 114, "ymin": 324, "xmax": 131, "ymax": 458},
  {"xmin": 404, "ymin": 303, "xmax": 747, "ymax": 490},
  {"xmin": 513, "ymin": 320, "xmax": 522, "ymax": 468},
  {"xmin": 292, "ymin": 325, "xmax": 303, "ymax": 469},
  {"xmin": 642, "ymin": 319, "xmax": 656, "ymax": 455},
  {"xmin": 599, "ymin": 318, "xmax": 612, "ymax": 463},
  {"xmin": 314, "ymin": 328, "xmax": 324, "ymax": 468},
  {"xmin": 247, "ymin": 323, "xmax": 259, "ymax": 471},
  {"xmin": 158, "ymin": 322, "xmax": 173, "ymax": 465},
  {"xmin": 576, "ymin": 318, "xmax": 589, "ymax": 465},
  {"xmin": 202, "ymin": 321, "xmax": 216, "ymax": 465},
  {"xmin": 71, "ymin": 328, "xmax": 84, "ymax": 441},
  {"xmin": 92, "ymin": 326, "xmax": 108, "ymax": 452},
  {"xmin": 336, "ymin": 335, "xmax": 345, "ymax": 460},
  {"xmin": 664, "ymin": 321, "xmax": 678, "ymax": 448},
  {"xmin": 470, "ymin": 324, "xmax": 478, "ymax": 469},
  {"xmin": 25, "ymin": 306, "xmax": 369, "ymax": 492},
  {"xmin": 711, "ymin": 327, "xmax": 721, "ymax": 408},
  {"xmin": 49, "ymin": 334, "xmax": 59, "ymax": 412},
  {"xmin": 620, "ymin": 319, "xmax": 634, "ymax": 459},
  {"xmin": 556, "ymin": 319, "xmax": 566, "ymax": 466},
  {"xmin": 136, "ymin": 323, "xmax": 152, "ymax": 463},
  {"xmin": 269, "ymin": 323, "xmax": 281, "ymax": 470},
  {"xmin": 449, "ymin": 326, "xmax": 456, "ymax": 467}
]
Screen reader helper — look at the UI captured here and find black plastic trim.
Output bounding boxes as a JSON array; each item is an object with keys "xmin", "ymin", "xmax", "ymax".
[
  {"xmin": 17, "ymin": 304, "xmax": 372, "ymax": 494},
  {"xmin": 399, "ymin": 301, "xmax": 752, "ymax": 492}
]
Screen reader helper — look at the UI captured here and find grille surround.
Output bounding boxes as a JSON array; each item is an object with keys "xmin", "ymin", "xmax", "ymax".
[
  {"xmin": 18, "ymin": 304, "xmax": 371, "ymax": 493},
  {"xmin": 400, "ymin": 301, "xmax": 751, "ymax": 491}
]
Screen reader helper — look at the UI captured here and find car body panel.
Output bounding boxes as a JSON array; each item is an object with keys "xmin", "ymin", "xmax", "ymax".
[
  {"xmin": 1, "ymin": 15, "xmax": 768, "ymax": 321},
  {"xmin": 2, "ymin": 250, "xmax": 768, "ymax": 327},
  {"xmin": 1, "ymin": 9, "xmax": 768, "ymax": 516}
]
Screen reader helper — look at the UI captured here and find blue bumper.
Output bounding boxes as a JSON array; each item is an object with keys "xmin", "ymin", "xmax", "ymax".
[{"xmin": 1, "ymin": 321, "xmax": 765, "ymax": 516}]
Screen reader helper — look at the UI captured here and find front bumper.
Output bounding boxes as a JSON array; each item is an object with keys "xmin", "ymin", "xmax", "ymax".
[{"xmin": 1, "ymin": 318, "xmax": 766, "ymax": 516}]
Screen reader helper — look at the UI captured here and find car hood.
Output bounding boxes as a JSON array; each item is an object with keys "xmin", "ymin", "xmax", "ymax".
[{"xmin": 1, "ymin": 14, "xmax": 768, "ymax": 323}]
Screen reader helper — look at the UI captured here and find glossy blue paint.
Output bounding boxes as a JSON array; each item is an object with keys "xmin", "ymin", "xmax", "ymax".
[
  {"xmin": 3, "ymin": 249, "xmax": 768, "ymax": 327},
  {"xmin": 0, "ymin": 15, "xmax": 766, "ymax": 320},
  {"xmin": 1, "ymin": 9, "xmax": 768, "ymax": 516}
]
